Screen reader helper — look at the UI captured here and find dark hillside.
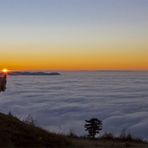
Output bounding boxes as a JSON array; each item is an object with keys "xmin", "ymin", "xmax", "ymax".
[
  {"xmin": 0, "ymin": 112, "xmax": 148, "ymax": 148},
  {"xmin": 0, "ymin": 112, "xmax": 70, "ymax": 148}
]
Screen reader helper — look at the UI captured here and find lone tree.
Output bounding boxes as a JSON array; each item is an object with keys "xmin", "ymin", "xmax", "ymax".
[{"xmin": 84, "ymin": 118, "xmax": 102, "ymax": 139}]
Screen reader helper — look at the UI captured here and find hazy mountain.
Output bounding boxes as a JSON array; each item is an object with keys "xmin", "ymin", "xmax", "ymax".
[{"xmin": 9, "ymin": 72, "xmax": 61, "ymax": 76}]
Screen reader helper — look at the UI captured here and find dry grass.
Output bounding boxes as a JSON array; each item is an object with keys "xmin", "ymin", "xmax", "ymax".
[{"xmin": 0, "ymin": 112, "xmax": 147, "ymax": 148}]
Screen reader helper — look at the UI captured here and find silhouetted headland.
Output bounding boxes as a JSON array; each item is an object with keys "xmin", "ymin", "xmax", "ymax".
[
  {"xmin": 0, "ymin": 73, "xmax": 7, "ymax": 92},
  {"xmin": 10, "ymin": 72, "xmax": 61, "ymax": 76}
]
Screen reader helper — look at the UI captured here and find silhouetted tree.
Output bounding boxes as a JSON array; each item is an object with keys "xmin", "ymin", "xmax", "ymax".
[{"xmin": 84, "ymin": 118, "xmax": 102, "ymax": 139}]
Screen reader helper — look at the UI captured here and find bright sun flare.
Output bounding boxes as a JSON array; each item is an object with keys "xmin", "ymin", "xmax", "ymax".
[{"xmin": 2, "ymin": 68, "xmax": 8, "ymax": 73}]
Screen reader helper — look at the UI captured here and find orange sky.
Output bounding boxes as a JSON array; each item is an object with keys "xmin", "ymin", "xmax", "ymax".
[
  {"xmin": 0, "ymin": 0, "xmax": 148, "ymax": 71},
  {"xmin": 0, "ymin": 44, "xmax": 148, "ymax": 71}
]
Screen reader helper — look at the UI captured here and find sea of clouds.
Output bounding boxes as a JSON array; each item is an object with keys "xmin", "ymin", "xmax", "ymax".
[{"xmin": 0, "ymin": 72, "xmax": 148, "ymax": 139}]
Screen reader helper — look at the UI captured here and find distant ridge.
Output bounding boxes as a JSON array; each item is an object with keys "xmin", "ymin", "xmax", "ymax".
[{"xmin": 9, "ymin": 72, "xmax": 61, "ymax": 76}]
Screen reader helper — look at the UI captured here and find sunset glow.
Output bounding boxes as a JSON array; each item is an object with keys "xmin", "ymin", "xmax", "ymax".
[
  {"xmin": 2, "ymin": 68, "xmax": 8, "ymax": 73},
  {"xmin": 0, "ymin": 0, "xmax": 148, "ymax": 71}
]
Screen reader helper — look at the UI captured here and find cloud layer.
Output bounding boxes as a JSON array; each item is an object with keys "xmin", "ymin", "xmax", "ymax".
[{"xmin": 0, "ymin": 72, "xmax": 148, "ymax": 139}]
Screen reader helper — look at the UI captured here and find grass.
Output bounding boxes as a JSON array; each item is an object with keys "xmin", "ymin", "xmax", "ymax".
[{"xmin": 0, "ymin": 112, "xmax": 147, "ymax": 148}]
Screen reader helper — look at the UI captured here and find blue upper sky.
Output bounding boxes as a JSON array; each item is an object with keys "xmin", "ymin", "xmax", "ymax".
[{"xmin": 0, "ymin": 0, "xmax": 147, "ymax": 26}]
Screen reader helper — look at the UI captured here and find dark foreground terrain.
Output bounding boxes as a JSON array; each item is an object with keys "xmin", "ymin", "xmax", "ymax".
[{"xmin": 0, "ymin": 112, "xmax": 147, "ymax": 148}]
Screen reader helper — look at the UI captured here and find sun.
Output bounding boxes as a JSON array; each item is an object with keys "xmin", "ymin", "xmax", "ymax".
[{"xmin": 2, "ymin": 68, "xmax": 9, "ymax": 73}]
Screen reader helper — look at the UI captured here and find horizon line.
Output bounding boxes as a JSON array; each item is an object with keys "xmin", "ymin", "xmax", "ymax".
[{"xmin": 2, "ymin": 69, "xmax": 148, "ymax": 73}]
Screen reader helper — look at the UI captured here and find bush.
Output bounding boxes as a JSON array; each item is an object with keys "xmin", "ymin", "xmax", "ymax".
[{"xmin": 23, "ymin": 114, "xmax": 36, "ymax": 126}]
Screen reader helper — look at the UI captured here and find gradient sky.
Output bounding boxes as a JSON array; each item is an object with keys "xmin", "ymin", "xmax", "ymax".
[{"xmin": 0, "ymin": 0, "xmax": 148, "ymax": 71}]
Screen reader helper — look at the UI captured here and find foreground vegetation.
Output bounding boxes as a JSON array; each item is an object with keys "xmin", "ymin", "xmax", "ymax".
[{"xmin": 0, "ymin": 112, "xmax": 147, "ymax": 148}]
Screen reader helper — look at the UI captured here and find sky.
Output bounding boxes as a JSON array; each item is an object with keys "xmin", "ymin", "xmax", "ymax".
[{"xmin": 0, "ymin": 0, "xmax": 148, "ymax": 71}]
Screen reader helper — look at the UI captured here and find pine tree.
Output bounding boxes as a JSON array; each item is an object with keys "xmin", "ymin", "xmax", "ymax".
[{"xmin": 84, "ymin": 118, "xmax": 102, "ymax": 139}]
